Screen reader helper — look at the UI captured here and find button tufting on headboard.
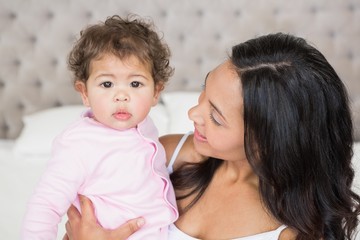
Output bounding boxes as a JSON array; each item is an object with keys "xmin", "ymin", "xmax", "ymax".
[{"xmin": 0, "ymin": 0, "xmax": 359, "ymax": 139}]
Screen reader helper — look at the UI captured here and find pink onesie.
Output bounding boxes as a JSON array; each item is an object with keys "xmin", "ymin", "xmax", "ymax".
[{"xmin": 21, "ymin": 111, "xmax": 178, "ymax": 239}]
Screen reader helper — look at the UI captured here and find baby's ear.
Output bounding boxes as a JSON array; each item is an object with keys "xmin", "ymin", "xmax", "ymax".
[
  {"xmin": 75, "ymin": 80, "xmax": 90, "ymax": 107},
  {"xmin": 152, "ymin": 83, "xmax": 164, "ymax": 106},
  {"xmin": 75, "ymin": 80, "xmax": 85, "ymax": 92}
]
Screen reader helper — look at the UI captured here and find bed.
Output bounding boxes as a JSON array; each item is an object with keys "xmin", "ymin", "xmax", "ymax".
[{"xmin": 1, "ymin": 0, "xmax": 360, "ymax": 239}]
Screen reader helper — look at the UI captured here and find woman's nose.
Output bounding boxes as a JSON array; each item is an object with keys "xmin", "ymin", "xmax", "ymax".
[
  {"xmin": 188, "ymin": 92, "xmax": 205, "ymax": 123},
  {"xmin": 188, "ymin": 103, "xmax": 204, "ymax": 125}
]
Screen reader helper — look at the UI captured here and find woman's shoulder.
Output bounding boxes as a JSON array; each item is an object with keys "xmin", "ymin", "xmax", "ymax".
[
  {"xmin": 279, "ymin": 227, "xmax": 297, "ymax": 240},
  {"xmin": 160, "ymin": 133, "xmax": 205, "ymax": 170},
  {"xmin": 159, "ymin": 134, "xmax": 186, "ymax": 164}
]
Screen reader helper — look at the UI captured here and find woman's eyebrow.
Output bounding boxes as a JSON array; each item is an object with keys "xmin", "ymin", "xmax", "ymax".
[
  {"xmin": 205, "ymin": 72, "xmax": 210, "ymax": 80},
  {"xmin": 204, "ymin": 72, "xmax": 210, "ymax": 87}
]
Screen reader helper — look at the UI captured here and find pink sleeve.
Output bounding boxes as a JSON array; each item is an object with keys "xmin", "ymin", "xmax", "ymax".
[{"xmin": 21, "ymin": 135, "xmax": 86, "ymax": 239}]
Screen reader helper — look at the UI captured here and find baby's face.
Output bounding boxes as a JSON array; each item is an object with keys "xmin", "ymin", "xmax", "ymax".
[{"xmin": 76, "ymin": 53, "xmax": 161, "ymax": 130}]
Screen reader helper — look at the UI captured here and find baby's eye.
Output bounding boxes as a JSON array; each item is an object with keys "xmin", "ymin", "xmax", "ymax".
[
  {"xmin": 100, "ymin": 81, "xmax": 113, "ymax": 88},
  {"xmin": 130, "ymin": 81, "xmax": 142, "ymax": 88}
]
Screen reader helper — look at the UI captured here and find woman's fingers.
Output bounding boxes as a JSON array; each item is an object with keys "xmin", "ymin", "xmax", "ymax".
[
  {"xmin": 65, "ymin": 195, "xmax": 94, "ymax": 240},
  {"xmin": 65, "ymin": 220, "xmax": 72, "ymax": 237},
  {"xmin": 67, "ymin": 204, "xmax": 81, "ymax": 221},
  {"xmin": 64, "ymin": 195, "xmax": 144, "ymax": 240},
  {"xmin": 111, "ymin": 217, "xmax": 145, "ymax": 238},
  {"xmin": 65, "ymin": 204, "xmax": 80, "ymax": 240},
  {"xmin": 78, "ymin": 195, "xmax": 96, "ymax": 222}
]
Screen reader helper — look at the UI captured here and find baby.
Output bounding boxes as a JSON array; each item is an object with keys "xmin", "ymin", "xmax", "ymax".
[{"xmin": 21, "ymin": 15, "xmax": 178, "ymax": 240}]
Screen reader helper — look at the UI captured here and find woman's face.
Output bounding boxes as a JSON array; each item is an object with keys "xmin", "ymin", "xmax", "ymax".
[{"xmin": 188, "ymin": 60, "xmax": 246, "ymax": 162}]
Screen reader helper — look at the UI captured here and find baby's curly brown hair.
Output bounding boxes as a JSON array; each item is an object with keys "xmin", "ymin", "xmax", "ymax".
[{"xmin": 67, "ymin": 14, "xmax": 173, "ymax": 88}]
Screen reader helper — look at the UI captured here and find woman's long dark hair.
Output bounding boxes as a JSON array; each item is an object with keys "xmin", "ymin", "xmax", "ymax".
[{"xmin": 171, "ymin": 33, "xmax": 360, "ymax": 239}]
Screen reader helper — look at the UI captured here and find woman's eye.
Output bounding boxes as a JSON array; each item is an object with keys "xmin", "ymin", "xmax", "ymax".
[
  {"xmin": 131, "ymin": 81, "xmax": 142, "ymax": 88},
  {"xmin": 209, "ymin": 113, "xmax": 221, "ymax": 126},
  {"xmin": 100, "ymin": 81, "xmax": 113, "ymax": 88}
]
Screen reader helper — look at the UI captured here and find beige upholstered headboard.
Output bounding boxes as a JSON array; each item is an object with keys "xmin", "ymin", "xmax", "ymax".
[{"xmin": 1, "ymin": 0, "xmax": 360, "ymax": 139}]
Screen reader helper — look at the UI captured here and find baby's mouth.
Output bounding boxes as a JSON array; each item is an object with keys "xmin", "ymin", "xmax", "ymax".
[{"xmin": 113, "ymin": 111, "xmax": 132, "ymax": 120}]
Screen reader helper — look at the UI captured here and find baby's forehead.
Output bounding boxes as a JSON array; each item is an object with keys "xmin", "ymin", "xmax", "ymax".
[
  {"xmin": 92, "ymin": 52, "xmax": 152, "ymax": 70},
  {"xmin": 87, "ymin": 53, "xmax": 157, "ymax": 84}
]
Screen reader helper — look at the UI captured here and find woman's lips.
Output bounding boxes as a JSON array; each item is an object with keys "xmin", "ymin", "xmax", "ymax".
[
  {"xmin": 194, "ymin": 128, "xmax": 207, "ymax": 142},
  {"xmin": 113, "ymin": 111, "xmax": 132, "ymax": 120}
]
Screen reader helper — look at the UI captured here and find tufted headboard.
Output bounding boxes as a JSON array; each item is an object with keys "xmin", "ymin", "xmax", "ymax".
[{"xmin": 1, "ymin": 0, "xmax": 360, "ymax": 139}]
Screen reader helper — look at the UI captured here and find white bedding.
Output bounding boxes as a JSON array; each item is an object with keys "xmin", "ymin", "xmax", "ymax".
[
  {"xmin": 0, "ymin": 139, "xmax": 67, "ymax": 239},
  {"xmin": 2, "ymin": 91, "xmax": 360, "ymax": 239}
]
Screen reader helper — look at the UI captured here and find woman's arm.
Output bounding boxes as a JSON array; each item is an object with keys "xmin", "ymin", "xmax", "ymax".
[
  {"xmin": 63, "ymin": 195, "xmax": 144, "ymax": 240},
  {"xmin": 160, "ymin": 133, "xmax": 206, "ymax": 170},
  {"xmin": 159, "ymin": 134, "xmax": 186, "ymax": 167}
]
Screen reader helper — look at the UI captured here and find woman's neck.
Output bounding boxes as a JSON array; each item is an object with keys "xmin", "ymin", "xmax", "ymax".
[{"xmin": 219, "ymin": 159, "xmax": 258, "ymax": 186}]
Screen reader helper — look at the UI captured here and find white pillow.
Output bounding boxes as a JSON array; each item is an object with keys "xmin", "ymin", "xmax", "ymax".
[
  {"xmin": 13, "ymin": 104, "xmax": 169, "ymax": 158},
  {"xmin": 148, "ymin": 104, "xmax": 170, "ymax": 136},
  {"xmin": 162, "ymin": 91, "xmax": 200, "ymax": 134},
  {"xmin": 13, "ymin": 105, "xmax": 87, "ymax": 158}
]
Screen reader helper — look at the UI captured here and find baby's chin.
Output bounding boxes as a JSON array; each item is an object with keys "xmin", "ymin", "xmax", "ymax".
[
  {"xmin": 109, "ymin": 123, "xmax": 137, "ymax": 131},
  {"xmin": 94, "ymin": 118, "xmax": 137, "ymax": 131}
]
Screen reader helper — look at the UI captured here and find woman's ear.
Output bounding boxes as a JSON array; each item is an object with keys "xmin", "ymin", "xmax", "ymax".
[
  {"xmin": 152, "ymin": 83, "xmax": 164, "ymax": 106},
  {"xmin": 75, "ymin": 81, "xmax": 90, "ymax": 107}
]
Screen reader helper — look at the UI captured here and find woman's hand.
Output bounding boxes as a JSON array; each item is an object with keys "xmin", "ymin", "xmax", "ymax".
[{"xmin": 63, "ymin": 195, "xmax": 145, "ymax": 240}]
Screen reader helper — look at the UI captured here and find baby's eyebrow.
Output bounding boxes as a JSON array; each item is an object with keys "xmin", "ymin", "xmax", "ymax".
[{"xmin": 94, "ymin": 73, "xmax": 115, "ymax": 80}]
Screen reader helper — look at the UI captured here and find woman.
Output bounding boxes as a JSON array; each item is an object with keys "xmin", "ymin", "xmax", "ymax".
[{"xmin": 64, "ymin": 33, "xmax": 360, "ymax": 240}]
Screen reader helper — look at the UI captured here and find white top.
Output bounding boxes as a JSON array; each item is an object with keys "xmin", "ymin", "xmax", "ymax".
[
  {"xmin": 168, "ymin": 223, "xmax": 287, "ymax": 240},
  {"xmin": 167, "ymin": 132, "xmax": 287, "ymax": 240},
  {"xmin": 167, "ymin": 131, "xmax": 192, "ymax": 174}
]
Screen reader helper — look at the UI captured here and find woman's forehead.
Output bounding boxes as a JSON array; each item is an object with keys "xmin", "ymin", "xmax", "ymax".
[
  {"xmin": 208, "ymin": 61, "xmax": 239, "ymax": 86},
  {"xmin": 207, "ymin": 61, "xmax": 243, "ymax": 111}
]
